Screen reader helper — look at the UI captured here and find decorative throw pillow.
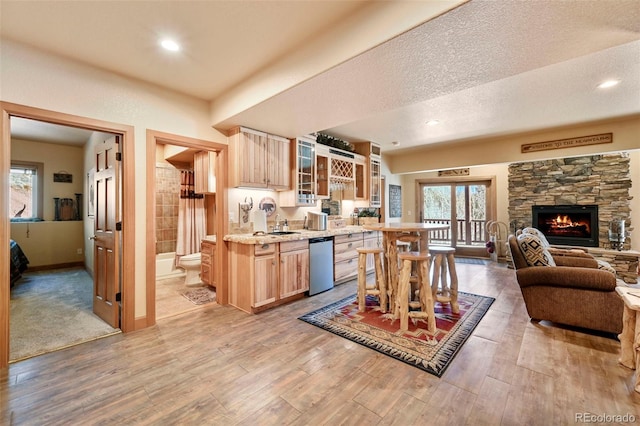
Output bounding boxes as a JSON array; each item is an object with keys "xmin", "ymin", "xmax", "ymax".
[
  {"xmin": 522, "ymin": 227, "xmax": 551, "ymax": 247},
  {"xmin": 517, "ymin": 233, "xmax": 556, "ymax": 267},
  {"xmin": 597, "ymin": 260, "xmax": 617, "ymax": 275}
]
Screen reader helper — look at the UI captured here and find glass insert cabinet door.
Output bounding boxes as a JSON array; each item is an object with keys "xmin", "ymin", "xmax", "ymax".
[
  {"xmin": 296, "ymin": 138, "xmax": 315, "ymax": 205},
  {"xmin": 369, "ymin": 156, "xmax": 381, "ymax": 207}
]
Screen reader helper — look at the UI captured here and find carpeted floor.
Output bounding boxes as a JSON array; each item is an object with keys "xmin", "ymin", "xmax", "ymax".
[
  {"xmin": 299, "ymin": 291, "xmax": 495, "ymax": 377},
  {"xmin": 9, "ymin": 267, "xmax": 120, "ymax": 362}
]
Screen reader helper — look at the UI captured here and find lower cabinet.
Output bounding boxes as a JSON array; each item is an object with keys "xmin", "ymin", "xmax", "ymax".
[
  {"xmin": 253, "ymin": 243, "xmax": 278, "ymax": 308},
  {"xmin": 228, "ymin": 239, "xmax": 309, "ymax": 313},
  {"xmin": 200, "ymin": 240, "xmax": 216, "ymax": 288},
  {"xmin": 279, "ymin": 240, "xmax": 309, "ymax": 298},
  {"xmin": 334, "ymin": 232, "xmax": 364, "ymax": 283}
]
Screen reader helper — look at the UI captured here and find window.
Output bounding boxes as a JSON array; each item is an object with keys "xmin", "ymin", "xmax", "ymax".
[{"xmin": 10, "ymin": 161, "xmax": 44, "ymax": 221}]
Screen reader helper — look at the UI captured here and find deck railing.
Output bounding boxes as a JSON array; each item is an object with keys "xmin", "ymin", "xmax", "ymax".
[{"xmin": 424, "ymin": 219, "xmax": 487, "ymax": 246}]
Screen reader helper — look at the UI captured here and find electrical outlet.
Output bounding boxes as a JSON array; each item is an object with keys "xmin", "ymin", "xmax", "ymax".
[
  {"xmin": 229, "ymin": 211, "xmax": 235, "ymax": 222},
  {"xmin": 77, "ymin": 248, "xmax": 83, "ymax": 255},
  {"xmin": 407, "ymin": 210, "xmax": 412, "ymax": 216}
]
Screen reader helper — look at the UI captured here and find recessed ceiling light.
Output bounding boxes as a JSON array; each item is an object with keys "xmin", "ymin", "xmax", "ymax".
[
  {"xmin": 160, "ymin": 39, "xmax": 180, "ymax": 52},
  {"xmin": 597, "ymin": 79, "xmax": 620, "ymax": 89},
  {"xmin": 426, "ymin": 120, "xmax": 440, "ymax": 126}
]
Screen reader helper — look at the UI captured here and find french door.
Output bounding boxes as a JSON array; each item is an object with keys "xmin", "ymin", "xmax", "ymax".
[{"xmin": 417, "ymin": 177, "xmax": 495, "ymax": 257}]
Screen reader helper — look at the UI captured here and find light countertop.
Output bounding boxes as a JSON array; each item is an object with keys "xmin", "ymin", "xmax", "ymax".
[{"xmin": 223, "ymin": 225, "xmax": 373, "ymax": 245}]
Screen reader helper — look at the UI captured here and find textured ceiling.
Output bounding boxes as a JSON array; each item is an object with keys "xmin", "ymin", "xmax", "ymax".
[{"xmin": 2, "ymin": 0, "xmax": 639, "ymax": 154}]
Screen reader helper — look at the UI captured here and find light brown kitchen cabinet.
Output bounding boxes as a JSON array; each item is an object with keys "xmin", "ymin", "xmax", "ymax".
[
  {"xmin": 333, "ymin": 232, "xmax": 364, "ymax": 283},
  {"xmin": 279, "ymin": 240, "xmax": 309, "ymax": 298},
  {"xmin": 254, "ymin": 247, "xmax": 278, "ymax": 308},
  {"xmin": 200, "ymin": 240, "xmax": 216, "ymax": 287},
  {"xmin": 315, "ymin": 144, "xmax": 330, "ymax": 199},
  {"xmin": 228, "ymin": 239, "xmax": 308, "ymax": 313},
  {"xmin": 194, "ymin": 150, "xmax": 216, "ymax": 194},
  {"xmin": 228, "ymin": 126, "xmax": 290, "ymax": 190},
  {"xmin": 353, "ymin": 141, "xmax": 382, "ymax": 207},
  {"xmin": 354, "ymin": 156, "xmax": 366, "ymax": 200}
]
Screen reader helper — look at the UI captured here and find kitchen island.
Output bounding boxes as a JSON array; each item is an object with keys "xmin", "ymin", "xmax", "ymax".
[{"xmin": 224, "ymin": 226, "xmax": 380, "ymax": 313}]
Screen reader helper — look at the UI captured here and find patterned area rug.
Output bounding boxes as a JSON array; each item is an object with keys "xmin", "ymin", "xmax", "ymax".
[
  {"xmin": 181, "ymin": 287, "xmax": 217, "ymax": 305},
  {"xmin": 299, "ymin": 292, "xmax": 494, "ymax": 377}
]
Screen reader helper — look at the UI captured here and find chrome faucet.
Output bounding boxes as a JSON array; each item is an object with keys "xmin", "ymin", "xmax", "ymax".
[{"xmin": 273, "ymin": 214, "xmax": 281, "ymax": 232}]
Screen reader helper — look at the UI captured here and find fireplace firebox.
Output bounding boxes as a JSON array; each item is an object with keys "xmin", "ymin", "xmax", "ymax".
[{"xmin": 531, "ymin": 205, "xmax": 599, "ymax": 247}]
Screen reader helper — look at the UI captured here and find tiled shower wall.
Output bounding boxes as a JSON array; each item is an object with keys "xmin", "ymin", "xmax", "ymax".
[{"xmin": 155, "ymin": 163, "xmax": 181, "ymax": 254}]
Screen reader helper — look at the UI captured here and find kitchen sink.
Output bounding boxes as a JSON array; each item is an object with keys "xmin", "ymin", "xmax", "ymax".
[{"xmin": 268, "ymin": 231, "xmax": 300, "ymax": 235}]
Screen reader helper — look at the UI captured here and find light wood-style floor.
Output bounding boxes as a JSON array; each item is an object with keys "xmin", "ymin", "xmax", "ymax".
[{"xmin": 3, "ymin": 261, "xmax": 639, "ymax": 425}]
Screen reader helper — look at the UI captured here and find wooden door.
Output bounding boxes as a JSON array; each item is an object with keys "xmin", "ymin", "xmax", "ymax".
[{"xmin": 93, "ymin": 135, "xmax": 120, "ymax": 328}]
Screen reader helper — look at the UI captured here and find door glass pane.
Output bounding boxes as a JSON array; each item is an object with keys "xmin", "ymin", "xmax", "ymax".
[
  {"xmin": 469, "ymin": 184, "xmax": 487, "ymax": 246},
  {"xmin": 422, "ymin": 185, "xmax": 452, "ymax": 245},
  {"xmin": 456, "ymin": 185, "xmax": 465, "ymax": 244}
]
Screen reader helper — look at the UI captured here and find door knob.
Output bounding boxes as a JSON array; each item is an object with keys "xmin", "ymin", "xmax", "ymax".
[{"xmin": 89, "ymin": 236, "xmax": 97, "ymax": 240}]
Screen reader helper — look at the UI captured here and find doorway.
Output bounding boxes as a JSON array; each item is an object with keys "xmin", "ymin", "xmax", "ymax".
[
  {"xmin": 145, "ymin": 130, "xmax": 228, "ymax": 325},
  {"xmin": 417, "ymin": 176, "xmax": 496, "ymax": 257},
  {"xmin": 0, "ymin": 102, "xmax": 136, "ymax": 368}
]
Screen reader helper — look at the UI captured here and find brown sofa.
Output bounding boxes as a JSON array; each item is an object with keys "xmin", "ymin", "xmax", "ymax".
[{"xmin": 508, "ymin": 234, "xmax": 623, "ymax": 334}]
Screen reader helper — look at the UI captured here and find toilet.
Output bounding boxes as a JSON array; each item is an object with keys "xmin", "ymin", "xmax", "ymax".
[{"xmin": 179, "ymin": 253, "xmax": 203, "ymax": 287}]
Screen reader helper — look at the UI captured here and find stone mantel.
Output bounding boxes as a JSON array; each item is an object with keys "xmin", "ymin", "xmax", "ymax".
[{"xmin": 551, "ymin": 245, "xmax": 639, "ymax": 284}]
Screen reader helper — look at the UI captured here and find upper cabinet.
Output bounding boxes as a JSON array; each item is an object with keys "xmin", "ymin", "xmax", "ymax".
[
  {"xmin": 353, "ymin": 142, "xmax": 382, "ymax": 207},
  {"xmin": 194, "ymin": 150, "xmax": 216, "ymax": 194},
  {"xmin": 228, "ymin": 126, "xmax": 291, "ymax": 190},
  {"xmin": 280, "ymin": 136, "xmax": 317, "ymax": 207},
  {"xmin": 315, "ymin": 144, "xmax": 330, "ymax": 200}
]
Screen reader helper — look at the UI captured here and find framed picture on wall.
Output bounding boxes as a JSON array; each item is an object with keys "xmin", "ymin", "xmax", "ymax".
[
  {"xmin": 389, "ymin": 184, "xmax": 401, "ymax": 218},
  {"xmin": 87, "ymin": 168, "xmax": 95, "ymax": 217}
]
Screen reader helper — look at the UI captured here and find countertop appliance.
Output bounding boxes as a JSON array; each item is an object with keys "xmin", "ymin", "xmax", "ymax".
[
  {"xmin": 309, "ymin": 236, "xmax": 334, "ymax": 295},
  {"xmin": 307, "ymin": 211, "xmax": 328, "ymax": 231}
]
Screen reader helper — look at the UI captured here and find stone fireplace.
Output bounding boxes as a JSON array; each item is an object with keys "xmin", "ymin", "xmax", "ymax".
[
  {"xmin": 508, "ymin": 153, "xmax": 638, "ymax": 283},
  {"xmin": 508, "ymin": 153, "xmax": 632, "ymax": 249}
]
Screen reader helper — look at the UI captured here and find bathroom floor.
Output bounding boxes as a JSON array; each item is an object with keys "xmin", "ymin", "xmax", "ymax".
[{"xmin": 156, "ymin": 276, "xmax": 217, "ymax": 320}]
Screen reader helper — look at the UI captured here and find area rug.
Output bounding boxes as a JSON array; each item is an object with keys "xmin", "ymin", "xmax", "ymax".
[
  {"xmin": 181, "ymin": 287, "xmax": 216, "ymax": 305},
  {"xmin": 299, "ymin": 292, "xmax": 494, "ymax": 377}
]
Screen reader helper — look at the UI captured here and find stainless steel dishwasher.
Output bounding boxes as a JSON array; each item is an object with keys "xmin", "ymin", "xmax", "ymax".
[{"xmin": 308, "ymin": 236, "xmax": 334, "ymax": 295}]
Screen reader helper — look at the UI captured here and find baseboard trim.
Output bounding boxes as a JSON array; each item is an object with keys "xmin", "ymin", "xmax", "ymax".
[{"xmin": 27, "ymin": 261, "xmax": 84, "ymax": 271}]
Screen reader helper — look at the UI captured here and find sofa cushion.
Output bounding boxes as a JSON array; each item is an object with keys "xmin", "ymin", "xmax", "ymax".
[
  {"xmin": 522, "ymin": 227, "xmax": 551, "ymax": 247},
  {"xmin": 517, "ymin": 233, "xmax": 556, "ymax": 267}
]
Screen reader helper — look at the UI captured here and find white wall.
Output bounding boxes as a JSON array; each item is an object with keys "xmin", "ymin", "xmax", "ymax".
[{"xmin": 1, "ymin": 39, "xmax": 227, "ymax": 318}]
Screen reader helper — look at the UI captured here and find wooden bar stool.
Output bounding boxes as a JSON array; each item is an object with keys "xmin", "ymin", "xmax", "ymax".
[
  {"xmin": 356, "ymin": 247, "xmax": 387, "ymax": 313},
  {"xmin": 429, "ymin": 246, "xmax": 459, "ymax": 314},
  {"xmin": 394, "ymin": 251, "xmax": 436, "ymax": 332},
  {"xmin": 396, "ymin": 233, "xmax": 421, "ymax": 299}
]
